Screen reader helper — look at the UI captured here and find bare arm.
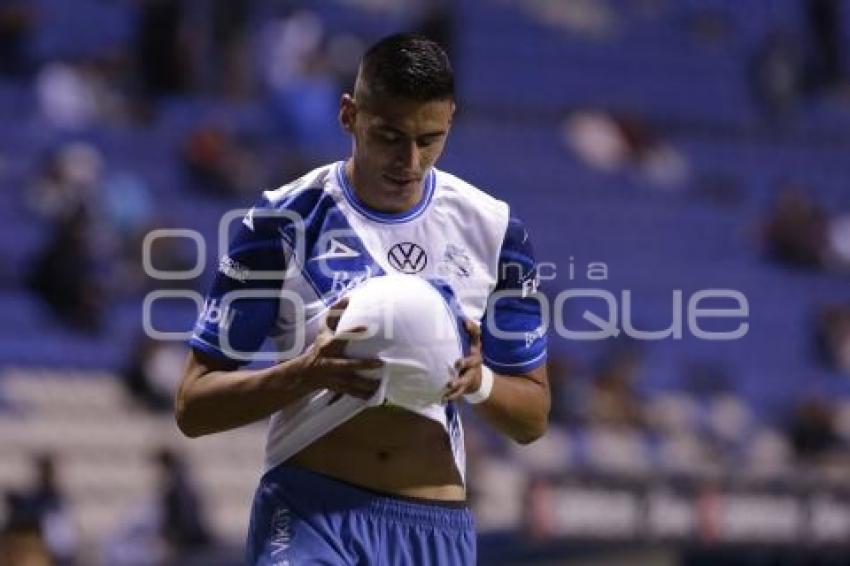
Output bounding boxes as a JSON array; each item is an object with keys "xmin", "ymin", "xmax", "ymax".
[
  {"xmin": 176, "ymin": 350, "xmax": 309, "ymax": 438},
  {"xmin": 444, "ymin": 321, "xmax": 550, "ymax": 445},
  {"xmin": 175, "ymin": 300, "xmax": 383, "ymax": 438},
  {"xmin": 472, "ymin": 365, "xmax": 549, "ymax": 445}
]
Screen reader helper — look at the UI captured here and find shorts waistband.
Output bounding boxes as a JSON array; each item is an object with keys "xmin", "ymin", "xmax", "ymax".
[{"xmin": 262, "ymin": 463, "xmax": 473, "ymax": 530}]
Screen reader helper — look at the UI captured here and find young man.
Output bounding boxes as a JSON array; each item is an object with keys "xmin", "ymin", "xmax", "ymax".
[{"xmin": 176, "ymin": 33, "xmax": 549, "ymax": 564}]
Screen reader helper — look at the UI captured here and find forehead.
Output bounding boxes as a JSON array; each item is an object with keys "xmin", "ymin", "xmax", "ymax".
[{"xmin": 360, "ymin": 97, "xmax": 454, "ymax": 134}]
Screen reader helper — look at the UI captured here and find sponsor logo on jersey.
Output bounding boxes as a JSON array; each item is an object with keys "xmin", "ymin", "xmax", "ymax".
[
  {"xmin": 525, "ymin": 325, "xmax": 546, "ymax": 347},
  {"xmin": 387, "ymin": 242, "xmax": 427, "ymax": 274},
  {"xmin": 521, "ymin": 272, "xmax": 540, "ymax": 298},
  {"xmin": 310, "ymin": 238, "xmax": 361, "ymax": 262},
  {"xmin": 218, "ymin": 255, "xmax": 250, "ymax": 282},
  {"xmin": 242, "ymin": 207, "xmax": 255, "ymax": 231},
  {"xmin": 330, "ymin": 265, "xmax": 373, "ymax": 294},
  {"xmin": 199, "ymin": 299, "xmax": 236, "ymax": 330},
  {"xmin": 439, "ymin": 244, "xmax": 472, "ymax": 277}
]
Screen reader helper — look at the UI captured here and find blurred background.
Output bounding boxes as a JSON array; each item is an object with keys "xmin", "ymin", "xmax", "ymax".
[{"xmin": 1, "ymin": 0, "xmax": 850, "ymax": 564}]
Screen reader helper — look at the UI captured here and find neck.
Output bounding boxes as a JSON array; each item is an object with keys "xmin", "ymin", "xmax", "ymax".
[{"xmin": 345, "ymin": 159, "xmax": 424, "ymax": 214}]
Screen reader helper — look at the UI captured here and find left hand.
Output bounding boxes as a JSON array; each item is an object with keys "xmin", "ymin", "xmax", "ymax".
[{"xmin": 443, "ymin": 319, "xmax": 484, "ymax": 402}]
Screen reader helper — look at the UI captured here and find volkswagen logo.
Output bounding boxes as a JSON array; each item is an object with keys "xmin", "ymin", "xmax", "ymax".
[{"xmin": 387, "ymin": 242, "xmax": 428, "ymax": 274}]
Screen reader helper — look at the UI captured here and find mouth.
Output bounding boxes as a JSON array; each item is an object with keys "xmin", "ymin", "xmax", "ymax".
[{"xmin": 382, "ymin": 174, "xmax": 420, "ymax": 188}]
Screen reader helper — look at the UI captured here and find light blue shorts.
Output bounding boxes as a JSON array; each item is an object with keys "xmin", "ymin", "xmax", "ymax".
[{"xmin": 247, "ymin": 464, "xmax": 476, "ymax": 565}]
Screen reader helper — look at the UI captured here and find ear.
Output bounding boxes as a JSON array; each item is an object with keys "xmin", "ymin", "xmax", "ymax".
[{"xmin": 339, "ymin": 94, "xmax": 356, "ymax": 133}]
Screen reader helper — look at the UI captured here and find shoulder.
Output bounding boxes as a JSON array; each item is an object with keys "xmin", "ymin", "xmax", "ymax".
[
  {"xmin": 432, "ymin": 168, "xmax": 510, "ymax": 230},
  {"xmin": 235, "ymin": 163, "xmax": 338, "ymax": 242},
  {"xmin": 260, "ymin": 162, "xmax": 337, "ymax": 209}
]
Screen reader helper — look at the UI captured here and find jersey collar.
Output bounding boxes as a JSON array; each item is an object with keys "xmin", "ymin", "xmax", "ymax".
[{"xmin": 335, "ymin": 161, "xmax": 435, "ymax": 224}]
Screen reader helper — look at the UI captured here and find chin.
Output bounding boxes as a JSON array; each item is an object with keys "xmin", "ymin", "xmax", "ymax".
[{"xmin": 378, "ymin": 179, "xmax": 413, "ymax": 195}]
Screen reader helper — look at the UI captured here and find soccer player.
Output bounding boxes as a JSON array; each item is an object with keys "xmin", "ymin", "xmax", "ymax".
[{"xmin": 176, "ymin": 33, "xmax": 549, "ymax": 565}]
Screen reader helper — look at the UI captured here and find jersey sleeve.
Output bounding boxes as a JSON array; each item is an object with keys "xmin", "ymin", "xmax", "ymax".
[
  {"xmin": 481, "ymin": 216, "xmax": 548, "ymax": 374},
  {"xmin": 189, "ymin": 196, "xmax": 287, "ymax": 366}
]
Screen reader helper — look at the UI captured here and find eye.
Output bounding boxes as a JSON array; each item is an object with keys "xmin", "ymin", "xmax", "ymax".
[
  {"xmin": 377, "ymin": 130, "xmax": 401, "ymax": 143},
  {"xmin": 417, "ymin": 137, "xmax": 439, "ymax": 148}
]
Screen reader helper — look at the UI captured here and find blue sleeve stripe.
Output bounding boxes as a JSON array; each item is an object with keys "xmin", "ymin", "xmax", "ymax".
[
  {"xmin": 189, "ymin": 335, "xmax": 250, "ymax": 366},
  {"xmin": 484, "ymin": 348, "xmax": 547, "ymax": 368},
  {"xmin": 193, "ymin": 324, "xmax": 220, "ymax": 337},
  {"xmin": 189, "ymin": 334, "xmax": 227, "ymax": 358},
  {"xmin": 484, "ymin": 350, "xmax": 547, "ymax": 375}
]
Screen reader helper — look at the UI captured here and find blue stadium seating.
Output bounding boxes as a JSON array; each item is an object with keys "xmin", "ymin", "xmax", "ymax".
[{"xmin": 0, "ymin": 0, "xmax": 848, "ymax": 428}]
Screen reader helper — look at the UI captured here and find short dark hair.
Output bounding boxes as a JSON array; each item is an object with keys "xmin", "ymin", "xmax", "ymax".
[{"xmin": 357, "ymin": 33, "xmax": 454, "ymax": 104}]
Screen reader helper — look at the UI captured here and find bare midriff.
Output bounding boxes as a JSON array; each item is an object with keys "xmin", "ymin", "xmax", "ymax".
[{"xmin": 289, "ymin": 404, "xmax": 465, "ymax": 501}]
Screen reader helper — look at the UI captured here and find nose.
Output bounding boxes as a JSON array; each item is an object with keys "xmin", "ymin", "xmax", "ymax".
[{"xmin": 394, "ymin": 140, "xmax": 420, "ymax": 173}]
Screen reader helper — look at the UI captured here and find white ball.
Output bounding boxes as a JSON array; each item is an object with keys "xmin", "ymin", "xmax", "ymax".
[{"xmin": 337, "ymin": 274, "xmax": 468, "ymax": 410}]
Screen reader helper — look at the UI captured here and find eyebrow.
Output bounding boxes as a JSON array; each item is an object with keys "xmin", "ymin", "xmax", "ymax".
[{"xmin": 375, "ymin": 124, "xmax": 446, "ymax": 138}]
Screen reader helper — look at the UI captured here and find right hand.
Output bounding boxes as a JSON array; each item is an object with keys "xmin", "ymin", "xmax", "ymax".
[{"xmin": 294, "ymin": 297, "xmax": 383, "ymax": 400}]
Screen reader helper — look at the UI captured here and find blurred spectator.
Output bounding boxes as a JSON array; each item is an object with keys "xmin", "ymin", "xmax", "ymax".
[
  {"xmin": 764, "ymin": 185, "xmax": 828, "ymax": 266},
  {"xmin": 100, "ymin": 171, "xmax": 173, "ymax": 297},
  {"xmin": 705, "ymin": 394, "xmax": 752, "ymax": 453},
  {"xmin": 103, "ymin": 172, "xmax": 153, "ymax": 238},
  {"xmin": 101, "ymin": 499, "xmax": 166, "ymax": 565},
  {"xmin": 788, "ymin": 398, "xmax": 839, "ymax": 460},
  {"xmin": 156, "ymin": 449, "xmax": 212, "ymax": 555},
  {"xmin": 524, "ymin": 477, "xmax": 556, "ymax": 541},
  {"xmin": 27, "ymin": 206, "xmax": 105, "ymax": 333},
  {"xmin": 685, "ymin": 4, "xmax": 734, "ymax": 46},
  {"xmin": 2, "ymin": 455, "xmax": 78, "ymax": 565},
  {"xmin": 0, "ymin": 516, "xmax": 51, "ymax": 566},
  {"xmin": 563, "ymin": 110, "xmax": 690, "ymax": 189},
  {"xmin": 26, "ymin": 142, "xmax": 104, "ymax": 224},
  {"xmin": 260, "ymin": 11, "xmax": 340, "ymax": 153},
  {"xmin": 103, "ymin": 448, "xmax": 212, "ymax": 565},
  {"xmin": 134, "ymin": 0, "xmax": 196, "ymax": 98},
  {"xmin": 803, "ymin": 0, "xmax": 844, "ymax": 94},
  {"xmin": 122, "ymin": 337, "xmax": 186, "ymax": 413},
  {"xmin": 260, "ymin": 10, "xmax": 324, "ymax": 90},
  {"xmin": 326, "ymin": 33, "xmax": 366, "ymax": 95},
  {"xmin": 35, "ymin": 61, "xmax": 126, "ymax": 131},
  {"xmin": 545, "ymin": 354, "xmax": 585, "ymax": 425},
  {"xmin": 520, "ymin": 0, "xmax": 618, "ymax": 37},
  {"xmin": 751, "ymin": 0, "xmax": 847, "ymax": 122},
  {"xmin": 416, "ymin": 0, "xmax": 454, "ymax": 58},
  {"xmin": 210, "ymin": 0, "xmax": 253, "ymax": 98},
  {"xmin": 816, "ymin": 304, "xmax": 850, "ymax": 374},
  {"xmin": 763, "ymin": 184, "xmax": 850, "ymax": 271},
  {"xmin": 180, "ymin": 125, "xmax": 264, "ymax": 198},
  {"xmin": 546, "ymin": 344, "xmax": 648, "ymax": 430},
  {"xmin": 29, "ymin": 144, "xmax": 178, "ymax": 299},
  {"xmin": 750, "ymin": 30, "xmax": 805, "ymax": 122},
  {"xmin": 587, "ymin": 347, "xmax": 646, "ymax": 429},
  {"xmin": 0, "ymin": 1, "xmax": 34, "ymax": 76}
]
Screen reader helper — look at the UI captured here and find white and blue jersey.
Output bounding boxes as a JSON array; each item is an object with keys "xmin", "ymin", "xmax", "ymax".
[{"xmin": 190, "ymin": 161, "xmax": 547, "ymax": 479}]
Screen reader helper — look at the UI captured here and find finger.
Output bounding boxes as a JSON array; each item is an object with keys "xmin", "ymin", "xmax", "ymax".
[
  {"xmin": 322, "ymin": 326, "xmax": 371, "ymax": 357},
  {"xmin": 464, "ymin": 320, "xmax": 482, "ymax": 352},
  {"xmin": 323, "ymin": 375, "xmax": 381, "ymax": 399},
  {"xmin": 443, "ymin": 389, "xmax": 465, "ymax": 402},
  {"xmin": 320, "ymin": 358, "xmax": 385, "ymax": 372},
  {"xmin": 454, "ymin": 354, "xmax": 482, "ymax": 373},
  {"xmin": 443, "ymin": 381, "xmax": 464, "ymax": 398},
  {"xmin": 464, "ymin": 319, "xmax": 482, "ymax": 343},
  {"xmin": 442, "ymin": 381, "xmax": 468, "ymax": 402},
  {"xmin": 442, "ymin": 374, "xmax": 473, "ymax": 402},
  {"xmin": 331, "ymin": 325, "xmax": 372, "ymax": 342},
  {"xmin": 325, "ymin": 297, "xmax": 350, "ymax": 331}
]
